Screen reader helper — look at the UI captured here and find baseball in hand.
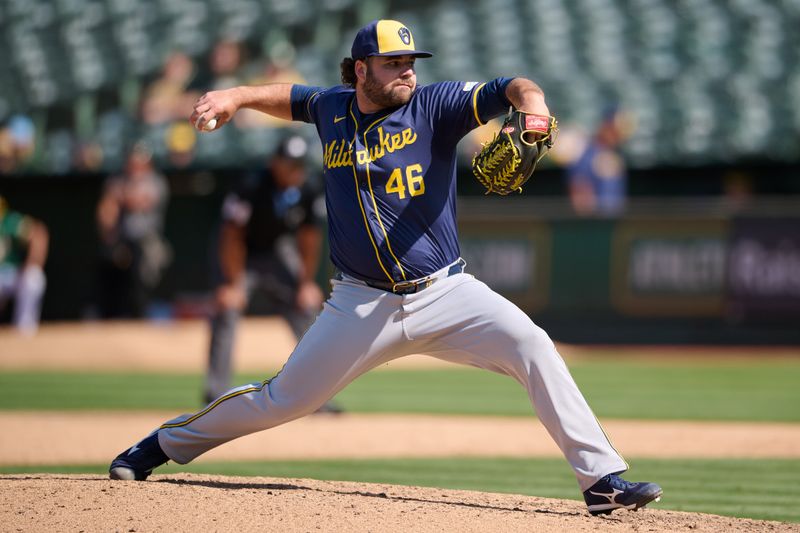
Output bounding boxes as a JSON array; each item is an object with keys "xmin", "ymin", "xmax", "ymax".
[{"xmin": 204, "ymin": 117, "xmax": 218, "ymax": 131}]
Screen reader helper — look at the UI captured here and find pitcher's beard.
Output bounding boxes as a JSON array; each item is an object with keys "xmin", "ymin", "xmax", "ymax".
[{"xmin": 363, "ymin": 73, "xmax": 414, "ymax": 108}]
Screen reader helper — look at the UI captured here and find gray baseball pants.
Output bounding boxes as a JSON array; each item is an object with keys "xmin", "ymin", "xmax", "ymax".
[{"xmin": 160, "ymin": 268, "xmax": 627, "ymax": 491}]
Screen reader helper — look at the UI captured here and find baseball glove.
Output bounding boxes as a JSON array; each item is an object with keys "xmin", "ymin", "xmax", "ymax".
[{"xmin": 472, "ymin": 110, "xmax": 558, "ymax": 195}]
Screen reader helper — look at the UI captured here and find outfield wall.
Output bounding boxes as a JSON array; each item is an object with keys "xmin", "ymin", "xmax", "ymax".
[
  {"xmin": 2, "ymin": 175, "xmax": 798, "ymax": 344},
  {"xmin": 458, "ymin": 198, "xmax": 800, "ymax": 344}
]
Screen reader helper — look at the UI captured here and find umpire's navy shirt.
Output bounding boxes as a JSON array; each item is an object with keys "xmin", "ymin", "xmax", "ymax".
[
  {"xmin": 221, "ymin": 169, "xmax": 323, "ymax": 254},
  {"xmin": 291, "ymin": 78, "xmax": 512, "ymax": 283}
]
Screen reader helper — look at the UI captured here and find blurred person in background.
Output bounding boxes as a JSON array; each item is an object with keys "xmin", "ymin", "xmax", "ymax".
[
  {"xmin": 164, "ymin": 121, "xmax": 198, "ymax": 169},
  {"xmin": 235, "ymin": 41, "xmax": 307, "ymax": 130},
  {"xmin": 141, "ymin": 51, "xmax": 201, "ymax": 126},
  {"xmin": 204, "ymin": 134, "xmax": 341, "ymax": 413},
  {"xmin": 95, "ymin": 143, "xmax": 171, "ymax": 318},
  {"xmin": 565, "ymin": 105, "xmax": 634, "ymax": 217},
  {"xmin": 722, "ymin": 171, "xmax": 754, "ymax": 210},
  {"xmin": 0, "ymin": 195, "xmax": 49, "ymax": 334},
  {"xmin": 0, "ymin": 115, "xmax": 37, "ymax": 174},
  {"xmin": 186, "ymin": 40, "xmax": 248, "ymax": 104},
  {"xmin": 206, "ymin": 40, "xmax": 246, "ymax": 91},
  {"xmin": 0, "ymin": 128, "xmax": 15, "ymax": 174}
]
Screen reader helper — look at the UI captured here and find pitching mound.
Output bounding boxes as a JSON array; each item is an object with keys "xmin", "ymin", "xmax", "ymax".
[{"xmin": 3, "ymin": 474, "xmax": 795, "ymax": 532}]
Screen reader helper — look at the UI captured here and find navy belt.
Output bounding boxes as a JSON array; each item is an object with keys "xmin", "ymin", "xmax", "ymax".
[{"xmin": 340, "ymin": 258, "xmax": 467, "ymax": 295}]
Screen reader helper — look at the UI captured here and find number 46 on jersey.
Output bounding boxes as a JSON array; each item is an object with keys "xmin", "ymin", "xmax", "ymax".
[{"xmin": 385, "ymin": 164, "xmax": 425, "ymax": 199}]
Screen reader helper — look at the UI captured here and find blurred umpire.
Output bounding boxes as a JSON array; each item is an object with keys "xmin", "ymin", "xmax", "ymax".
[{"xmin": 204, "ymin": 134, "xmax": 341, "ymax": 413}]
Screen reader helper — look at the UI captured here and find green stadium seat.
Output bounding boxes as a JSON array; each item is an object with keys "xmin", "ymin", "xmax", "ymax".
[{"xmin": 2, "ymin": 0, "xmax": 799, "ymax": 171}]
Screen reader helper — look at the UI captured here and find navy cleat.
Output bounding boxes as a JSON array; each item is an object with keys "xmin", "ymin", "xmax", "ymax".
[
  {"xmin": 109, "ymin": 431, "xmax": 169, "ymax": 481},
  {"xmin": 583, "ymin": 473, "xmax": 663, "ymax": 516}
]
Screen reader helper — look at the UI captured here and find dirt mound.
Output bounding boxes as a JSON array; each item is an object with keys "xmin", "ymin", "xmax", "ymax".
[{"xmin": 2, "ymin": 474, "xmax": 795, "ymax": 532}]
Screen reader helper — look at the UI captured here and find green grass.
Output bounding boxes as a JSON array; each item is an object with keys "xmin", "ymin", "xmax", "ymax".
[
  {"xmin": 3, "ymin": 458, "xmax": 798, "ymax": 523},
  {"xmin": 1, "ymin": 359, "xmax": 800, "ymax": 421},
  {"xmin": 0, "ymin": 372, "xmax": 207, "ymax": 411}
]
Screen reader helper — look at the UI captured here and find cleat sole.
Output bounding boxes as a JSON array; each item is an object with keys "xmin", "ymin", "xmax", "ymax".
[
  {"xmin": 109, "ymin": 466, "xmax": 137, "ymax": 480},
  {"xmin": 635, "ymin": 489, "xmax": 663, "ymax": 510},
  {"xmin": 588, "ymin": 488, "xmax": 663, "ymax": 516}
]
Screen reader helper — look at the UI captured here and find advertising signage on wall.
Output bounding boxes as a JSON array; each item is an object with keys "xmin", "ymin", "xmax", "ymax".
[
  {"xmin": 628, "ymin": 238, "xmax": 727, "ymax": 294},
  {"xmin": 610, "ymin": 219, "xmax": 729, "ymax": 316},
  {"xmin": 611, "ymin": 216, "xmax": 800, "ymax": 321},
  {"xmin": 458, "ymin": 219, "xmax": 551, "ymax": 313},
  {"xmin": 728, "ymin": 218, "xmax": 800, "ymax": 319},
  {"xmin": 454, "ymin": 201, "xmax": 799, "ymax": 334}
]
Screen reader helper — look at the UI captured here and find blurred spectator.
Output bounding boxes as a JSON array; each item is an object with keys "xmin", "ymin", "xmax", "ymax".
[
  {"xmin": 187, "ymin": 39, "xmax": 248, "ymax": 93},
  {"xmin": 141, "ymin": 51, "xmax": 201, "ymax": 126},
  {"xmin": 0, "ymin": 128, "xmax": 15, "ymax": 174},
  {"xmin": 208, "ymin": 40, "xmax": 246, "ymax": 90},
  {"xmin": 94, "ymin": 143, "xmax": 171, "ymax": 318},
  {"xmin": 0, "ymin": 195, "xmax": 49, "ymax": 334},
  {"xmin": 165, "ymin": 121, "xmax": 198, "ymax": 169},
  {"xmin": 0, "ymin": 115, "xmax": 37, "ymax": 174},
  {"xmin": 203, "ymin": 134, "xmax": 340, "ymax": 413},
  {"xmin": 723, "ymin": 171, "xmax": 754, "ymax": 210},
  {"xmin": 74, "ymin": 140, "xmax": 105, "ymax": 173},
  {"xmin": 235, "ymin": 42, "xmax": 306, "ymax": 129},
  {"xmin": 565, "ymin": 106, "xmax": 634, "ymax": 216}
]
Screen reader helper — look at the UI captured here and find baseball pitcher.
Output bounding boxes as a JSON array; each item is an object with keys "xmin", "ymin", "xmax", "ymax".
[{"xmin": 110, "ymin": 19, "xmax": 662, "ymax": 516}]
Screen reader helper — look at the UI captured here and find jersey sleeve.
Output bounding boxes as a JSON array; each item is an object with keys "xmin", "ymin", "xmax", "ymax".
[
  {"xmin": 418, "ymin": 78, "xmax": 514, "ymax": 144},
  {"xmin": 290, "ymin": 84, "xmax": 327, "ymax": 124},
  {"xmin": 471, "ymin": 78, "xmax": 516, "ymax": 124}
]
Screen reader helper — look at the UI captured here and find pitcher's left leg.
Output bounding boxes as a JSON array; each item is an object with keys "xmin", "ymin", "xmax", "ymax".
[
  {"xmin": 409, "ymin": 276, "xmax": 628, "ymax": 491},
  {"xmin": 110, "ymin": 278, "xmax": 409, "ymax": 480}
]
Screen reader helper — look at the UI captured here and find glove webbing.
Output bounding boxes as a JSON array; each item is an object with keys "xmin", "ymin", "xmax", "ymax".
[{"xmin": 474, "ymin": 131, "xmax": 523, "ymax": 194}]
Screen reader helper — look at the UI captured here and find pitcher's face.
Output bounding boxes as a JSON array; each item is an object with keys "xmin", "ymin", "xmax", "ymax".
[{"xmin": 360, "ymin": 55, "xmax": 417, "ymax": 109}]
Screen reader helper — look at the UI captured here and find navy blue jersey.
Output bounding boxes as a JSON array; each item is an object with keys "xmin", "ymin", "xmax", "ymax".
[{"xmin": 291, "ymin": 79, "xmax": 512, "ymax": 283}]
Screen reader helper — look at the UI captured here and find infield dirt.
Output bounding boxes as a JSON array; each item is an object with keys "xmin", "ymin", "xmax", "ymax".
[
  {"xmin": 3, "ymin": 474, "xmax": 798, "ymax": 533},
  {"xmin": 2, "ymin": 320, "xmax": 799, "ymax": 531}
]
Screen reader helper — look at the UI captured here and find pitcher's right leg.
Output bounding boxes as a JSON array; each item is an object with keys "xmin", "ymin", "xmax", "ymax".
[{"xmin": 406, "ymin": 276, "xmax": 629, "ymax": 491}]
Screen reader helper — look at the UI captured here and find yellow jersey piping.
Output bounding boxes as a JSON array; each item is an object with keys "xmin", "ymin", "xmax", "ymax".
[
  {"xmin": 349, "ymin": 101, "xmax": 395, "ymax": 282},
  {"xmin": 593, "ymin": 413, "xmax": 629, "ymax": 470},
  {"xmin": 472, "ymin": 83, "xmax": 487, "ymax": 126},
  {"xmin": 362, "ymin": 115, "xmax": 407, "ymax": 281},
  {"xmin": 159, "ymin": 379, "xmax": 271, "ymax": 429},
  {"xmin": 306, "ymin": 91, "xmax": 320, "ymax": 119}
]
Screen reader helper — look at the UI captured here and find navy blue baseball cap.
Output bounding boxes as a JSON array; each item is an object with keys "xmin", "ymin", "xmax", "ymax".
[{"xmin": 351, "ymin": 20, "xmax": 433, "ymax": 60}]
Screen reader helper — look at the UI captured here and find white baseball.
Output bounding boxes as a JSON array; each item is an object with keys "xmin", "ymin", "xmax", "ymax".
[{"xmin": 204, "ymin": 118, "xmax": 218, "ymax": 131}]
